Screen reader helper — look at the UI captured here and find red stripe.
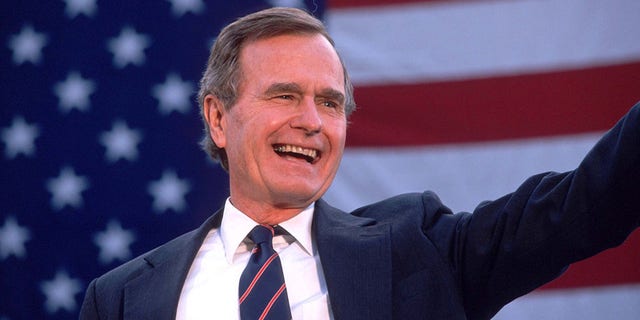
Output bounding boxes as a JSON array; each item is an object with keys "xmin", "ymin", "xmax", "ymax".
[
  {"xmin": 259, "ymin": 284, "xmax": 287, "ymax": 320},
  {"xmin": 346, "ymin": 62, "xmax": 640, "ymax": 147},
  {"xmin": 539, "ymin": 231, "xmax": 640, "ymax": 291},
  {"xmin": 239, "ymin": 253, "xmax": 279, "ymax": 304},
  {"xmin": 329, "ymin": 0, "xmax": 458, "ymax": 9}
]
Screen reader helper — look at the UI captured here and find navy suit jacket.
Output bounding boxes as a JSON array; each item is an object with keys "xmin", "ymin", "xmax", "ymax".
[{"xmin": 80, "ymin": 103, "xmax": 640, "ymax": 320}]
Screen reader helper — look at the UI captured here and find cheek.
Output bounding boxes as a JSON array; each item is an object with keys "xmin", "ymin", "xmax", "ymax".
[{"xmin": 328, "ymin": 120, "xmax": 347, "ymax": 148}]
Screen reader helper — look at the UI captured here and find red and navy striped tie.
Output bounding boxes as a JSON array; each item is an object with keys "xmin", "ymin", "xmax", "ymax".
[{"xmin": 239, "ymin": 225, "xmax": 292, "ymax": 320}]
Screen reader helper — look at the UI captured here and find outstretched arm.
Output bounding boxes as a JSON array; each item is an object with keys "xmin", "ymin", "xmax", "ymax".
[{"xmin": 440, "ymin": 102, "xmax": 640, "ymax": 319}]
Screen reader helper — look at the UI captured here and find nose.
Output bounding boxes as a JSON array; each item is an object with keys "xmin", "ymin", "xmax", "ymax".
[{"xmin": 290, "ymin": 98, "xmax": 322, "ymax": 134}]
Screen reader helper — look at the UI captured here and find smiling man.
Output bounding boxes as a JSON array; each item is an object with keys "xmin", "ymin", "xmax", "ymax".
[
  {"xmin": 80, "ymin": 7, "xmax": 640, "ymax": 320},
  {"xmin": 204, "ymin": 32, "xmax": 348, "ymax": 226}
]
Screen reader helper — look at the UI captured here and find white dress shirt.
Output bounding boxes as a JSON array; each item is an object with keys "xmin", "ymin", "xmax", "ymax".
[{"xmin": 176, "ymin": 199, "xmax": 333, "ymax": 319}]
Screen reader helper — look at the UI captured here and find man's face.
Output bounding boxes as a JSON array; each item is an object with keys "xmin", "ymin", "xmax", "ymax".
[{"xmin": 206, "ymin": 33, "xmax": 347, "ymax": 214}]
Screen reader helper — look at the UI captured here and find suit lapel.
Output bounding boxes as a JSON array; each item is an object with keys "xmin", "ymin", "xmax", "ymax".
[
  {"xmin": 314, "ymin": 199, "xmax": 392, "ymax": 320},
  {"xmin": 122, "ymin": 210, "xmax": 222, "ymax": 320},
  {"xmin": 118, "ymin": 201, "xmax": 392, "ymax": 319}
]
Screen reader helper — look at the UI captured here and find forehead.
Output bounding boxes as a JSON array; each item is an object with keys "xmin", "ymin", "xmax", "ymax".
[{"xmin": 238, "ymin": 34, "xmax": 345, "ymax": 91}]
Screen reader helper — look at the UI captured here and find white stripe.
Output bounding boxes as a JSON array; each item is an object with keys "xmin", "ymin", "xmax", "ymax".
[
  {"xmin": 325, "ymin": 133, "xmax": 601, "ymax": 213},
  {"xmin": 494, "ymin": 284, "xmax": 640, "ymax": 320},
  {"xmin": 326, "ymin": 0, "xmax": 640, "ymax": 85}
]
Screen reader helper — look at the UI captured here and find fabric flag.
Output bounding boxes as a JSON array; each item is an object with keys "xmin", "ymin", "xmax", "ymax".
[
  {"xmin": 322, "ymin": 0, "xmax": 640, "ymax": 319},
  {"xmin": 2, "ymin": 0, "xmax": 639, "ymax": 319},
  {"xmin": 0, "ymin": 1, "xmax": 324, "ymax": 319}
]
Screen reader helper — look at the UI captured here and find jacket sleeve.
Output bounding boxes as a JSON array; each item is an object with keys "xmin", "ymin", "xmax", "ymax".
[{"xmin": 436, "ymin": 102, "xmax": 640, "ymax": 319}]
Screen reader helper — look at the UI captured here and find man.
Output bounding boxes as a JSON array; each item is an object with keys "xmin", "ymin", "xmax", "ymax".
[{"xmin": 80, "ymin": 7, "xmax": 640, "ymax": 320}]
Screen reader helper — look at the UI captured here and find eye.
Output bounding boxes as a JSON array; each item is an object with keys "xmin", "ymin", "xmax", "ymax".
[
  {"xmin": 321, "ymin": 100, "xmax": 338, "ymax": 109},
  {"xmin": 277, "ymin": 95, "xmax": 294, "ymax": 100}
]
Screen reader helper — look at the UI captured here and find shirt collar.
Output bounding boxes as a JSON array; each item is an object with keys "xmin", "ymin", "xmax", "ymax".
[
  {"xmin": 220, "ymin": 198, "xmax": 315, "ymax": 264},
  {"xmin": 278, "ymin": 202, "xmax": 315, "ymax": 256}
]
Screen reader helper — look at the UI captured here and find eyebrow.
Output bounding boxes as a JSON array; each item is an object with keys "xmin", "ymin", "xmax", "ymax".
[
  {"xmin": 264, "ymin": 82, "xmax": 345, "ymax": 105},
  {"xmin": 317, "ymin": 88, "xmax": 345, "ymax": 106},
  {"xmin": 264, "ymin": 82, "xmax": 303, "ymax": 97}
]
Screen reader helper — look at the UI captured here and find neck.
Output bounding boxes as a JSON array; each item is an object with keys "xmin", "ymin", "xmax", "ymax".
[{"xmin": 229, "ymin": 197, "xmax": 311, "ymax": 225}]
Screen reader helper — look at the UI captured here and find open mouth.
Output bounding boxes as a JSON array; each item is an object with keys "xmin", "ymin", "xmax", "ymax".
[{"xmin": 273, "ymin": 144, "xmax": 320, "ymax": 164}]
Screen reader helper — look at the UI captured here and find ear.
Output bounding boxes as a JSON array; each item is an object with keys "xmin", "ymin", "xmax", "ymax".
[{"xmin": 203, "ymin": 94, "xmax": 227, "ymax": 149}]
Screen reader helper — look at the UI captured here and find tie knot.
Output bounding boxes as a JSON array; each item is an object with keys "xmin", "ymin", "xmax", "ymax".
[{"xmin": 249, "ymin": 225, "xmax": 274, "ymax": 245}]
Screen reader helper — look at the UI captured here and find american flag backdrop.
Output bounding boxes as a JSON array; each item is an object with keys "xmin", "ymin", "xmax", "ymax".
[
  {"xmin": 1, "ymin": 1, "xmax": 640, "ymax": 320},
  {"xmin": 1, "ymin": 0, "xmax": 324, "ymax": 318}
]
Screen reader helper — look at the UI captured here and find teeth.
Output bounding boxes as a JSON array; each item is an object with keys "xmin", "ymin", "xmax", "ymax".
[{"xmin": 274, "ymin": 144, "xmax": 318, "ymax": 160}]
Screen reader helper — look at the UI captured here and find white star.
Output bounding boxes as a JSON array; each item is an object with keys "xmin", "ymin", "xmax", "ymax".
[
  {"xmin": 7, "ymin": 25, "xmax": 48, "ymax": 65},
  {"xmin": 63, "ymin": 0, "xmax": 97, "ymax": 18},
  {"xmin": 0, "ymin": 216, "xmax": 31, "ymax": 260},
  {"xmin": 1, "ymin": 116, "xmax": 40, "ymax": 159},
  {"xmin": 99, "ymin": 120, "xmax": 142, "ymax": 163},
  {"xmin": 167, "ymin": 0, "xmax": 205, "ymax": 17},
  {"xmin": 53, "ymin": 72, "xmax": 96, "ymax": 113},
  {"xmin": 40, "ymin": 271, "xmax": 82, "ymax": 314},
  {"xmin": 151, "ymin": 73, "xmax": 194, "ymax": 115},
  {"xmin": 93, "ymin": 220, "xmax": 136, "ymax": 265},
  {"xmin": 46, "ymin": 167, "xmax": 90, "ymax": 211},
  {"xmin": 148, "ymin": 170, "xmax": 190, "ymax": 213},
  {"xmin": 107, "ymin": 27, "xmax": 151, "ymax": 68}
]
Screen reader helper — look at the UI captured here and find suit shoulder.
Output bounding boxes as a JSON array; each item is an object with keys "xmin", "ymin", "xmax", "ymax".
[
  {"xmin": 351, "ymin": 191, "xmax": 458, "ymax": 222},
  {"xmin": 90, "ymin": 227, "xmax": 201, "ymax": 297}
]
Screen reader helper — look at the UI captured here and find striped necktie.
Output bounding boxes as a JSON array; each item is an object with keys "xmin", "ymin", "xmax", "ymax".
[{"xmin": 239, "ymin": 225, "xmax": 292, "ymax": 320}]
